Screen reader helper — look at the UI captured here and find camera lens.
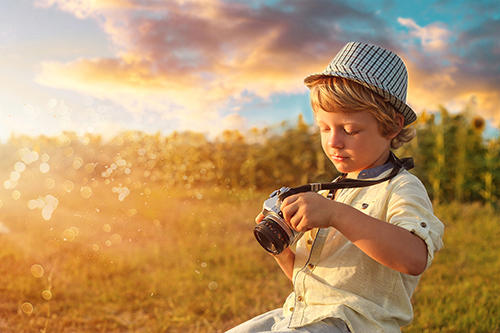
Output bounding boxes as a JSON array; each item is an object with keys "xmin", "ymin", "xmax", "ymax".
[{"xmin": 253, "ymin": 216, "xmax": 289, "ymax": 255}]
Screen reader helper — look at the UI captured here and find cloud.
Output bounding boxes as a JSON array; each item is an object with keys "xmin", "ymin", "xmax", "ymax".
[
  {"xmin": 397, "ymin": 16, "xmax": 500, "ymax": 125},
  {"xmin": 221, "ymin": 113, "xmax": 247, "ymax": 131},
  {"xmin": 32, "ymin": 0, "xmax": 500, "ymax": 131},
  {"xmin": 33, "ymin": 0, "xmax": 394, "ymax": 126},
  {"xmin": 397, "ymin": 17, "xmax": 451, "ymax": 52}
]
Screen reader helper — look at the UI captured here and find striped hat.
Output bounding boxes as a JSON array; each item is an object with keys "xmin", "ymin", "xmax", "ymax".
[{"xmin": 304, "ymin": 42, "xmax": 416, "ymax": 125}]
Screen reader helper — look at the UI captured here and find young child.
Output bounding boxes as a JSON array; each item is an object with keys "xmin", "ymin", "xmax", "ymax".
[{"xmin": 226, "ymin": 42, "xmax": 444, "ymax": 333}]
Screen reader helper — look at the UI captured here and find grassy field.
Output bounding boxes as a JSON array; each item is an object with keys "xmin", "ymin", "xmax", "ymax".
[{"xmin": 0, "ymin": 184, "xmax": 499, "ymax": 332}]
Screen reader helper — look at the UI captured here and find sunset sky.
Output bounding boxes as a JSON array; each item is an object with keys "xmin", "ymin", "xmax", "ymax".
[{"xmin": 0, "ymin": 0, "xmax": 499, "ymax": 142}]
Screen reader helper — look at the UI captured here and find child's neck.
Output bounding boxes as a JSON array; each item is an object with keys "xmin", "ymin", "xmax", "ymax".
[{"xmin": 347, "ymin": 171, "xmax": 361, "ymax": 179}]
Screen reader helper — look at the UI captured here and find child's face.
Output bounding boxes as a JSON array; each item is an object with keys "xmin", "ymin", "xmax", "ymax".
[{"xmin": 315, "ymin": 109, "xmax": 396, "ymax": 178}]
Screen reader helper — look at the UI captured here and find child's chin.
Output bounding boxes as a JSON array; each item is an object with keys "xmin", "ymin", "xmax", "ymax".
[
  {"xmin": 331, "ymin": 163, "xmax": 351, "ymax": 174},
  {"xmin": 334, "ymin": 165, "xmax": 361, "ymax": 177}
]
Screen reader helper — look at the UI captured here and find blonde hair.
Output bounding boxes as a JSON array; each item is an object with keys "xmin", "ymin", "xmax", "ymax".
[{"xmin": 307, "ymin": 76, "xmax": 416, "ymax": 149}]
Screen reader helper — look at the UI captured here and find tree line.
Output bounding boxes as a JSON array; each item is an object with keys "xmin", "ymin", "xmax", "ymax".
[{"xmin": 2, "ymin": 107, "xmax": 499, "ymax": 208}]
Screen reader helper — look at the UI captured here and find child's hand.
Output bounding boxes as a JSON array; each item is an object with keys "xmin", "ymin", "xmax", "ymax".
[{"xmin": 281, "ymin": 192, "xmax": 336, "ymax": 232}]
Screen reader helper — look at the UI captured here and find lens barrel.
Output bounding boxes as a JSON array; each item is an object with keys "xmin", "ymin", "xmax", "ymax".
[{"xmin": 253, "ymin": 215, "xmax": 289, "ymax": 255}]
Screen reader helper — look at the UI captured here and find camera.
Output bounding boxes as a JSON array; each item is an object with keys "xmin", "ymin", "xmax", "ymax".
[{"xmin": 254, "ymin": 187, "xmax": 304, "ymax": 255}]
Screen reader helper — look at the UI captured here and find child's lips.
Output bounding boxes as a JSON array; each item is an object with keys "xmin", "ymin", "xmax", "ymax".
[{"xmin": 331, "ymin": 154, "xmax": 348, "ymax": 162}]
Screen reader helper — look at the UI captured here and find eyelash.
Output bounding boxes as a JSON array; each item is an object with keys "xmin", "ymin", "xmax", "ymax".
[
  {"xmin": 344, "ymin": 129, "xmax": 356, "ymax": 136},
  {"xmin": 320, "ymin": 128, "xmax": 357, "ymax": 135}
]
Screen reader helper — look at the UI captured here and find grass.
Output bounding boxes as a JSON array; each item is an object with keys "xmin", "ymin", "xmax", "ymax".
[
  {"xmin": 0, "ymin": 185, "xmax": 291, "ymax": 332},
  {"xmin": 402, "ymin": 202, "xmax": 500, "ymax": 333},
  {"xmin": 1, "ymin": 184, "xmax": 499, "ymax": 332}
]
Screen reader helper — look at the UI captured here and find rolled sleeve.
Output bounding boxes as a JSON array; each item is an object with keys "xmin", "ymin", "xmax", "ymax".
[
  {"xmin": 411, "ymin": 221, "xmax": 430, "ymax": 239},
  {"xmin": 387, "ymin": 176, "xmax": 445, "ymax": 269}
]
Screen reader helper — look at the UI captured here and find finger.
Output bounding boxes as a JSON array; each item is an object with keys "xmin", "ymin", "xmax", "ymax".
[
  {"xmin": 255, "ymin": 213, "xmax": 265, "ymax": 224},
  {"xmin": 281, "ymin": 194, "xmax": 300, "ymax": 207},
  {"xmin": 289, "ymin": 209, "xmax": 304, "ymax": 230},
  {"xmin": 281, "ymin": 202, "xmax": 299, "ymax": 226}
]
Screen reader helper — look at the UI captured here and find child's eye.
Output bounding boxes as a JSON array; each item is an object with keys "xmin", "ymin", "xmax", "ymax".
[
  {"xmin": 319, "ymin": 127, "xmax": 330, "ymax": 133},
  {"xmin": 344, "ymin": 129, "xmax": 357, "ymax": 135}
]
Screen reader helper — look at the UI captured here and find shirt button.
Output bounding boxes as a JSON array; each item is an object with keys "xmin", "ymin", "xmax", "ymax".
[
  {"xmin": 420, "ymin": 222, "xmax": 427, "ymax": 228},
  {"xmin": 307, "ymin": 263, "xmax": 314, "ymax": 269},
  {"xmin": 306, "ymin": 239, "xmax": 313, "ymax": 245},
  {"xmin": 289, "ymin": 307, "xmax": 294, "ymax": 312},
  {"xmin": 297, "ymin": 296, "xmax": 304, "ymax": 302}
]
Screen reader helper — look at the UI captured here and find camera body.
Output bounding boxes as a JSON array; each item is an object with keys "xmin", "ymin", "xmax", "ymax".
[{"xmin": 254, "ymin": 187, "xmax": 304, "ymax": 255}]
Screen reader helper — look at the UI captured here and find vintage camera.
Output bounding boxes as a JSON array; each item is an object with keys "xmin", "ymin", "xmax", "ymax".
[{"xmin": 254, "ymin": 187, "xmax": 304, "ymax": 255}]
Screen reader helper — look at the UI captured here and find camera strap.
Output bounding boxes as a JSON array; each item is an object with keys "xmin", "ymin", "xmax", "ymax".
[{"xmin": 279, "ymin": 152, "xmax": 414, "ymax": 200}]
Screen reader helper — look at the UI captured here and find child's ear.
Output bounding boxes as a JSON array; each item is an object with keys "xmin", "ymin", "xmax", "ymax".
[{"xmin": 388, "ymin": 114, "xmax": 405, "ymax": 139}]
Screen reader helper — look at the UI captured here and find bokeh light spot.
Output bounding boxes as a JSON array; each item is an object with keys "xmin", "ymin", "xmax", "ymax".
[
  {"xmin": 62, "ymin": 228, "xmax": 76, "ymax": 242},
  {"xmin": 70, "ymin": 226, "xmax": 80, "ymax": 237},
  {"xmin": 42, "ymin": 290, "xmax": 52, "ymax": 300},
  {"xmin": 73, "ymin": 158, "xmax": 83, "ymax": 169},
  {"xmin": 30, "ymin": 264, "xmax": 44, "ymax": 278},
  {"xmin": 10, "ymin": 171, "xmax": 21, "ymax": 181},
  {"xmin": 14, "ymin": 161, "xmax": 26, "ymax": 172},
  {"xmin": 44, "ymin": 178, "xmax": 55, "ymax": 189},
  {"xmin": 80, "ymin": 186, "xmax": 92, "ymax": 198},
  {"xmin": 12, "ymin": 191, "xmax": 21, "ymax": 200},
  {"xmin": 208, "ymin": 281, "xmax": 218, "ymax": 291},
  {"xmin": 64, "ymin": 147, "xmax": 74, "ymax": 157},
  {"xmin": 112, "ymin": 186, "xmax": 130, "ymax": 201},
  {"xmin": 21, "ymin": 302, "xmax": 34, "ymax": 315},
  {"xmin": 42, "ymin": 205, "xmax": 54, "ymax": 220},
  {"xmin": 63, "ymin": 180, "xmax": 75, "ymax": 193},
  {"xmin": 110, "ymin": 234, "xmax": 122, "ymax": 245},
  {"xmin": 27, "ymin": 200, "xmax": 38, "ymax": 210},
  {"xmin": 85, "ymin": 163, "xmax": 95, "ymax": 173},
  {"xmin": 39, "ymin": 163, "xmax": 50, "ymax": 173},
  {"xmin": 36, "ymin": 198, "xmax": 45, "ymax": 209}
]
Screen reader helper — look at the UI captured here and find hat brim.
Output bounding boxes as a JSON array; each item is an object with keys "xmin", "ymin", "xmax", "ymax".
[{"xmin": 304, "ymin": 72, "xmax": 417, "ymax": 126}]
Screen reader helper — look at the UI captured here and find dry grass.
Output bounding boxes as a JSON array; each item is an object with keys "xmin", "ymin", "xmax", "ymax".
[
  {"xmin": 1, "ymin": 184, "xmax": 499, "ymax": 332},
  {"xmin": 0, "ymin": 186, "xmax": 291, "ymax": 332}
]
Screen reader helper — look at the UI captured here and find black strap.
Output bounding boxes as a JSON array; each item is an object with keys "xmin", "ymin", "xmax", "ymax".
[{"xmin": 279, "ymin": 153, "xmax": 414, "ymax": 201}]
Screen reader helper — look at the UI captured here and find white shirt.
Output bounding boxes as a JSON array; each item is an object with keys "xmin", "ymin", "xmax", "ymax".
[{"xmin": 283, "ymin": 167, "xmax": 445, "ymax": 332}]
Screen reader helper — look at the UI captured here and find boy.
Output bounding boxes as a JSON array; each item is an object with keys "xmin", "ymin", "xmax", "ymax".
[{"xmin": 226, "ymin": 42, "xmax": 444, "ymax": 333}]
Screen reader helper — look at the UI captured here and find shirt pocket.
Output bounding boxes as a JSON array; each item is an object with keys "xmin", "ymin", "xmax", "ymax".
[{"xmin": 352, "ymin": 198, "xmax": 379, "ymax": 217}]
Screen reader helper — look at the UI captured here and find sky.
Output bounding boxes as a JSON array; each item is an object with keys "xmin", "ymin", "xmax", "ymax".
[{"xmin": 0, "ymin": 0, "xmax": 499, "ymax": 142}]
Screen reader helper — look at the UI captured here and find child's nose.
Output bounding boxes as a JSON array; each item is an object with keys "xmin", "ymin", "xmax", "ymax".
[{"xmin": 328, "ymin": 130, "xmax": 344, "ymax": 149}]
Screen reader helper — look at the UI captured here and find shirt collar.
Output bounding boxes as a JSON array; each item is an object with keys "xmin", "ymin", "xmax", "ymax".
[{"xmin": 357, "ymin": 160, "xmax": 394, "ymax": 180}]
